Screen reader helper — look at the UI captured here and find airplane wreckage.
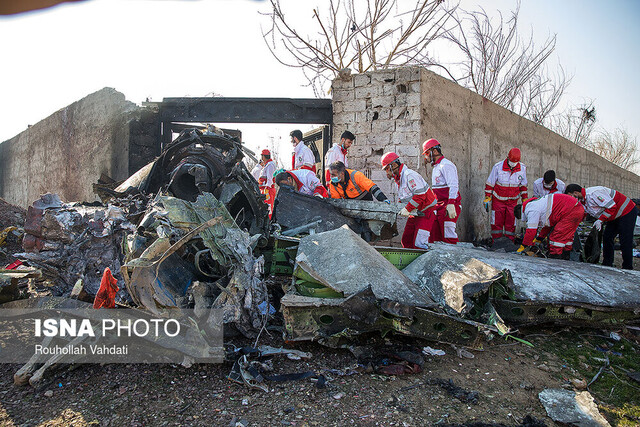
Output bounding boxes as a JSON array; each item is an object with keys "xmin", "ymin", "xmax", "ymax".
[{"xmin": 1, "ymin": 127, "xmax": 639, "ymax": 387}]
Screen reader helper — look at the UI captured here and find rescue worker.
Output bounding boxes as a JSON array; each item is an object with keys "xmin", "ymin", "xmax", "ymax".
[
  {"xmin": 258, "ymin": 149, "xmax": 277, "ymax": 218},
  {"xmin": 422, "ymin": 138, "xmax": 461, "ymax": 244},
  {"xmin": 381, "ymin": 152, "xmax": 437, "ymax": 249},
  {"xmin": 290, "ymin": 129, "xmax": 316, "ymax": 173},
  {"xmin": 484, "ymin": 148, "xmax": 528, "ymax": 241},
  {"xmin": 274, "ymin": 169, "xmax": 328, "ymax": 198},
  {"xmin": 325, "ymin": 131, "xmax": 354, "ymax": 183},
  {"xmin": 514, "ymin": 194, "xmax": 585, "ymax": 259},
  {"xmin": 328, "ymin": 161, "xmax": 388, "ymax": 202},
  {"xmin": 565, "ymin": 184, "xmax": 638, "ymax": 270},
  {"xmin": 533, "ymin": 170, "xmax": 565, "ymax": 198}
]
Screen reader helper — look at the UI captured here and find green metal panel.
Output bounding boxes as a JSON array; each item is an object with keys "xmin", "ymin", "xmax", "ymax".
[{"xmin": 375, "ymin": 247, "xmax": 426, "ymax": 270}]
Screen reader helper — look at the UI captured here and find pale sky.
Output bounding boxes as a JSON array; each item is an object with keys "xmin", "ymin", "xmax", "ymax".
[{"xmin": 1, "ymin": 0, "xmax": 638, "ymax": 169}]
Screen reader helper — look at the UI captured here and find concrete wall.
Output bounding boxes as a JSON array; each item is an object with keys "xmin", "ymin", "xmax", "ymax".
[
  {"xmin": 0, "ymin": 88, "xmax": 158, "ymax": 207},
  {"xmin": 332, "ymin": 67, "xmax": 640, "ymax": 241}
]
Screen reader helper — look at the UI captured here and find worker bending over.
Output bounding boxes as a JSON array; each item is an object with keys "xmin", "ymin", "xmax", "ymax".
[
  {"xmin": 484, "ymin": 148, "xmax": 528, "ymax": 241},
  {"xmin": 381, "ymin": 152, "xmax": 437, "ymax": 249},
  {"xmin": 274, "ymin": 169, "xmax": 328, "ymax": 198},
  {"xmin": 422, "ymin": 138, "xmax": 461, "ymax": 244},
  {"xmin": 565, "ymin": 184, "xmax": 638, "ymax": 270},
  {"xmin": 514, "ymin": 193, "xmax": 584, "ymax": 259}
]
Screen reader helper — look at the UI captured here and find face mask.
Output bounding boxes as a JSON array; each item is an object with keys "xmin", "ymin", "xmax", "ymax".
[
  {"xmin": 508, "ymin": 160, "xmax": 518, "ymax": 168},
  {"xmin": 543, "ymin": 182, "xmax": 553, "ymax": 189},
  {"xmin": 330, "ymin": 176, "xmax": 340, "ymax": 184}
]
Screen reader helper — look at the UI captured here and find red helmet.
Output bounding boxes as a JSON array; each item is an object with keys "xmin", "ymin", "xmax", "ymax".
[
  {"xmin": 261, "ymin": 149, "xmax": 271, "ymax": 156},
  {"xmin": 381, "ymin": 152, "xmax": 400, "ymax": 169},
  {"xmin": 422, "ymin": 138, "xmax": 441, "ymax": 154},
  {"xmin": 508, "ymin": 148, "xmax": 521, "ymax": 163}
]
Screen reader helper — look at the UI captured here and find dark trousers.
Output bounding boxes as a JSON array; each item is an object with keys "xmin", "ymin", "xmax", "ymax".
[{"xmin": 602, "ymin": 206, "xmax": 638, "ymax": 270}]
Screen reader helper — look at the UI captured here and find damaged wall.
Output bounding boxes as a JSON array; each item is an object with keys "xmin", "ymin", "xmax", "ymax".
[
  {"xmin": 331, "ymin": 67, "xmax": 640, "ymax": 241},
  {"xmin": 0, "ymin": 88, "xmax": 159, "ymax": 207}
]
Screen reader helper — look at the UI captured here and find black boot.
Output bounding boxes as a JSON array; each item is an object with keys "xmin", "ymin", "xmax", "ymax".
[
  {"xmin": 561, "ymin": 250, "xmax": 571, "ymax": 260},
  {"xmin": 548, "ymin": 253, "xmax": 561, "ymax": 259}
]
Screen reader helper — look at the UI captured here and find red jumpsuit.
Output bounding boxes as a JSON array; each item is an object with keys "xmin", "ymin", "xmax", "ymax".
[
  {"xmin": 485, "ymin": 159, "xmax": 528, "ymax": 241},
  {"xmin": 393, "ymin": 165, "xmax": 437, "ymax": 249},
  {"xmin": 429, "ymin": 157, "xmax": 461, "ymax": 244},
  {"xmin": 522, "ymin": 194, "xmax": 584, "ymax": 255}
]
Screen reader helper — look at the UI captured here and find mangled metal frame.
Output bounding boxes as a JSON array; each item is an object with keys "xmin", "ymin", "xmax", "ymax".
[
  {"xmin": 113, "ymin": 128, "xmax": 269, "ymax": 238},
  {"xmin": 121, "ymin": 192, "xmax": 268, "ymax": 337}
]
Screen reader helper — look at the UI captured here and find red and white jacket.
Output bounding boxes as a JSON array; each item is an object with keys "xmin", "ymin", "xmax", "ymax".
[
  {"xmin": 287, "ymin": 169, "xmax": 327, "ymax": 197},
  {"xmin": 485, "ymin": 160, "xmax": 528, "ymax": 203},
  {"xmin": 583, "ymin": 186, "xmax": 635, "ymax": 222},
  {"xmin": 431, "ymin": 157, "xmax": 460, "ymax": 205},
  {"xmin": 532, "ymin": 177, "xmax": 565, "ymax": 198},
  {"xmin": 258, "ymin": 159, "xmax": 276, "ymax": 188},
  {"xmin": 394, "ymin": 164, "xmax": 437, "ymax": 213},
  {"xmin": 324, "ymin": 144, "xmax": 348, "ymax": 182},
  {"xmin": 293, "ymin": 142, "xmax": 316, "ymax": 172},
  {"xmin": 521, "ymin": 193, "xmax": 580, "ymax": 246}
]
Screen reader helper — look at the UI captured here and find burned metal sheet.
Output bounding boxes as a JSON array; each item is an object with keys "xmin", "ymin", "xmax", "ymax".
[
  {"xmin": 405, "ymin": 244, "xmax": 640, "ymax": 310},
  {"xmin": 273, "ymin": 186, "xmax": 358, "ymax": 234},
  {"xmin": 294, "ymin": 226, "xmax": 434, "ymax": 307},
  {"xmin": 402, "ymin": 248, "xmax": 504, "ymax": 315},
  {"xmin": 273, "ymin": 187, "xmax": 399, "ymax": 240},
  {"xmin": 324, "ymin": 199, "xmax": 399, "ymax": 222},
  {"xmin": 324, "ymin": 199, "xmax": 400, "ymax": 239}
]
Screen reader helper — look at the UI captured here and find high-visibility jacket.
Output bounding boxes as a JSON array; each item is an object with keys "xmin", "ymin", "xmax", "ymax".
[
  {"xmin": 582, "ymin": 186, "xmax": 635, "ymax": 222},
  {"xmin": 258, "ymin": 159, "xmax": 276, "ymax": 188},
  {"xmin": 394, "ymin": 164, "xmax": 437, "ymax": 212},
  {"xmin": 287, "ymin": 169, "xmax": 327, "ymax": 197},
  {"xmin": 521, "ymin": 193, "xmax": 580, "ymax": 245},
  {"xmin": 293, "ymin": 142, "xmax": 316, "ymax": 173},
  {"xmin": 325, "ymin": 144, "xmax": 348, "ymax": 183},
  {"xmin": 532, "ymin": 177, "xmax": 565, "ymax": 198},
  {"xmin": 431, "ymin": 157, "xmax": 460, "ymax": 203},
  {"xmin": 485, "ymin": 159, "xmax": 528, "ymax": 203},
  {"xmin": 329, "ymin": 169, "xmax": 386, "ymax": 201}
]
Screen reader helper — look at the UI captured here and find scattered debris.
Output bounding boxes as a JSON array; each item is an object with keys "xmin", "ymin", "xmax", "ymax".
[{"xmin": 423, "ymin": 346, "xmax": 446, "ymax": 356}]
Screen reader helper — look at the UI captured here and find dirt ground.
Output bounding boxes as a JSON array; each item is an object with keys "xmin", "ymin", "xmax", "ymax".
[{"xmin": 0, "ymin": 326, "xmax": 637, "ymax": 427}]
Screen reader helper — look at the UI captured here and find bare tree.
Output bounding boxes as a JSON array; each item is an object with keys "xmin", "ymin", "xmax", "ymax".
[
  {"xmin": 549, "ymin": 102, "xmax": 596, "ymax": 148},
  {"xmin": 443, "ymin": 4, "xmax": 569, "ymax": 124},
  {"xmin": 588, "ymin": 128, "xmax": 640, "ymax": 171},
  {"xmin": 261, "ymin": 0, "xmax": 457, "ymax": 96}
]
